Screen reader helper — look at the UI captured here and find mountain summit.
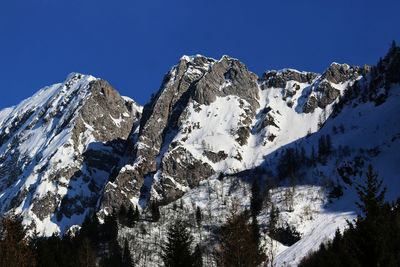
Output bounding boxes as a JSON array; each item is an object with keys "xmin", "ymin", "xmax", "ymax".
[
  {"xmin": 0, "ymin": 74, "xmax": 141, "ymax": 234},
  {"xmin": 0, "ymin": 45, "xmax": 399, "ymax": 265}
]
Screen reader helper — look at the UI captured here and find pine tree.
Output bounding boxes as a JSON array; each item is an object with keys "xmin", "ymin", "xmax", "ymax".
[
  {"xmin": 326, "ymin": 134, "xmax": 332, "ymax": 155},
  {"xmin": 77, "ymin": 237, "xmax": 97, "ymax": 267},
  {"xmin": 269, "ymin": 204, "xmax": 279, "ymax": 235},
  {"xmin": 118, "ymin": 204, "xmax": 127, "ymax": 226},
  {"xmin": 196, "ymin": 206, "xmax": 202, "ymax": 227},
  {"xmin": 101, "ymin": 242, "xmax": 123, "ymax": 267},
  {"xmin": 250, "ymin": 180, "xmax": 262, "ymax": 218},
  {"xmin": 355, "ymin": 164, "xmax": 386, "ymax": 221},
  {"xmin": 102, "ymin": 210, "xmax": 118, "ymax": 242},
  {"xmin": 127, "ymin": 205, "xmax": 136, "ymax": 228},
  {"xmin": 80, "ymin": 212, "xmax": 100, "ymax": 244},
  {"xmin": 161, "ymin": 219, "xmax": 196, "ymax": 267},
  {"xmin": 134, "ymin": 205, "xmax": 140, "ymax": 221},
  {"xmin": 318, "ymin": 135, "xmax": 326, "ymax": 162},
  {"xmin": 193, "ymin": 244, "xmax": 203, "ymax": 267},
  {"xmin": 151, "ymin": 201, "xmax": 161, "ymax": 222},
  {"xmin": 216, "ymin": 202, "xmax": 266, "ymax": 267},
  {"xmin": 311, "ymin": 145, "xmax": 316, "ymax": 166},
  {"xmin": 250, "ymin": 180, "xmax": 263, "ymax": 258},
  {"xmin": 122, "ymin": 239, "xmax": 134, "ymax": 267},
  {"xmin": 0, "ymin": 215, "xmax": 37, "ymax": 267}
]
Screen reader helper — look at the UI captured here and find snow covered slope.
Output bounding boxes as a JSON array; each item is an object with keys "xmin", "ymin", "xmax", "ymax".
[
  {"xmin": 1, "ymin": 46, "xmax": 399, "ymax": 267},
  {"xmin": 99, "ymin": 55, "xmax": 365, "ymax": 214},
  {"xmin": 0, "ymin": 73, "xmax": 141, "ymax": 234},
  {"xmin": 108, "ymin": 49, "xmax": 400, "ymax": 266}
]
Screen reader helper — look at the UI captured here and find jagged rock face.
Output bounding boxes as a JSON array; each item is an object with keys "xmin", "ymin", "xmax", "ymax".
[
  {"xmin": 73, "ymin": 79, "xmax": 139, "ymax": 145},
  {"xmin": 194, "ymin": 56, "xmax": 259, "ymax": 111},
  {"xmin": 0, "ymin": 74, "xmax": 141, "ymax": 234},
  {"xmin": 260, "ymin": 64, "xmax": 366, "ymax": 114},
  {"xmin": 100, "ymin": 57, "xmax": 370, "ymax": 216},
  {"xmin": 100, "ymin": 55, "xmax": 260, "ymax": 212},
  {"xmin": 303, "ymin": 96, "xmax": 318, "ymax": 113},
  {"xmin": 0, "ymin": 55, "xmax": 370, "ymax": 237},
  {"xmin": 156, "ymin": 146, "xmax": 215, "ymax": 202},
  {"xmin": 316, "ymin": 81, "xmax": 340, "ymax": 108},
  {"xmin": 261, "ymin": 69, "xmax": 318, "ymax": 89},
  {"xmin": 322, "ymin": 63, "xmax": 362, "ymax": 84}
]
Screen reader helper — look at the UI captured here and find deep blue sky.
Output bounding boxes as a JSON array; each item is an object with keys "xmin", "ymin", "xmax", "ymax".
[{"xmin": 1, "ymin": 0, "xmax": 399, "ymax": 108}]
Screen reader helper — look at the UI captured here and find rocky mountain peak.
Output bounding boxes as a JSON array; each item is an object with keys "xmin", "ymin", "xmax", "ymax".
[
  {"xmin": 322, "ymin": 62, "xmax": 364, "ymax": 84},
  {"xmin": 0, "ymin": 54, "xmax": 373, "ymax": 237},
  {"xmin": 0, "ymin": 73, "xmax": 141, "ymax": 235},
  {"xmin": 261, "ymin": 69, "xmax": 318, "ymax": 89},
  {"xmin": 99, "ymin": 55, "xmax": 261, "ymax": 213}
]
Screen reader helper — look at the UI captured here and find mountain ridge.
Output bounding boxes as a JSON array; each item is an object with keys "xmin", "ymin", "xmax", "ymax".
[{"xmin": 0, "ymin": 46, "xmax": 399, "ymax": 266}]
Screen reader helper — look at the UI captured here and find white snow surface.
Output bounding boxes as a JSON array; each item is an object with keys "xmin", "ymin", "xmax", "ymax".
[
  {"xmin": 0, "ymin": 73, "xmax": 105, "ymax": 235},
  {"xmin": 119, "ymin": 68, "xmax": 400, "ymax": 266},
  {"xmin": 1, "ymin": 58, "xmax": 400, "ymax": 267}
]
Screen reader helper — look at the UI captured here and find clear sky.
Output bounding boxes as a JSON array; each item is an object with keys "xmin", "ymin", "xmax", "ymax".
[{"xmin": 0, "ymin": 0, "xmax": 399, "ymax": 108}]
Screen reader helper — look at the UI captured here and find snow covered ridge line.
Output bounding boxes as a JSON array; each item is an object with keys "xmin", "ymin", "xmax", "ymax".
[
  {"xmin": 0, "ymin": 44, "xmax": 398, "ymax": 234},
  {"xmin": 0, "ymin": 44, "xmax": 399, "ymax": 266},
  {"xmin": 104, "ymin": 53, "xmax": 368, "ymax": 212},
  {"xmin": 0, "ymin": 73, "xmax": 142, "ymax": 235},
  {"xmin": 100, "ymin": 47, "xmax": 400, "ymax": 266},
  {"xmin": 0, "ymin": 54, "xmax": 368, "ymax": 238}
]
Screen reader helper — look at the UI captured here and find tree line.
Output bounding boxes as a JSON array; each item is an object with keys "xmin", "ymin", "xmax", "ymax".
[{"xmin": 299, "ymin": 165, "xmax": 400, "ymax": 266}]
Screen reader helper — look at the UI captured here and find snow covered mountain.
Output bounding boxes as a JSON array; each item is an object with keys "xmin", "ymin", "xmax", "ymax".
[
  {"xmin": 0, "ymin": 45, "xmax": 399, "ymax": 266},
  {"xmin": 0, "ymin": 74, "xmax": 141, "ymax": 235},
  {"xmin": 99, "ymin": 55, "xmax": 366, "ymax": 214}
]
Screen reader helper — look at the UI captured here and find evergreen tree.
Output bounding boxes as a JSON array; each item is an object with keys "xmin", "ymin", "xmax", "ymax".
[
  {"xmin": 127, "ymin": 205, "xmax": 136, "ymax": 228},
  {"xmin": 311, "ymin": 145, "xmax": 316, "ymax": 166},
  {"xmin": 326, "ymin": 134, "xmax": 332, "ymax": 155},
  {"xmin": 77, "ymin": 237, "xmax": 97, "ymax": 267},
  {"xmin": 269, "ymin": 204, "xmax": 279, "ymax": 235},
  {"xmin": 215, "ymin": 202, "xmax": 266, "ymax": 267},
  {"xmin": 102, "ymin": 209, "xmax": 118, "ymax": 242},
  {"xmin": 250, "ymin": 180, "xmax": 263, "ymax": 257},
  {"xmin": 299, "ymin": 165, "xmax": 400, "ymax": 267},
  {"xmin": 300, "ymin": 146, "xmax": 307, "ymax": 164},
  {"xmin": 122, "ymin": 239, "xmax": 134, "ymax": 267},
  {"xmin": 80, "ymin": 212, "xmax": 100, "ymax": 244},
  {"xmin": 195, "ymin": 206, "xmax": 202, "ymax": 228},
  {"xmin": 193, "ymin": 244, "xmax": 203, "ymax": 267},
  {"xmin": 355, "ymin": 164, "xmax": 386, "ymax": 221},
  {"xmin": 0, "ymin": 215, "xmax": 37, "ymax": 267},
  {"xmin": 134, "ymin": 205, "xmax": 140, "ymax": 221},
  {"xmin": 101, "ymin": 242, "xmax": 123, "ymax": 267},
  {"xmin": 161, "ymin": 219, "xmax": 196, "ymax": 267},
  {"xmin": 151, "ymin": 201, "xmax": 161, "ymax": 222},
  {"xmin": 119, "ymin": 204, "xmax": 128, "ymax": 226},
  {"xmin": 318, "ymin": 135, "xmax": 326, "ymax": 162},
  {"xmin": 250, "ymin": 180, "xmax": 262, "ymax": 218}
]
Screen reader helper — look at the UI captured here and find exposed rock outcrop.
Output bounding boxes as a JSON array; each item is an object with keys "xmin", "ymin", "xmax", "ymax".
[
  {"xmin": 0, "ymin": 74, "xmax": 140, "ymax": 233},
  {"xmin": 100, "ymin": 55, "xmax": 260, "ymax": 212},
  {"xmin": 261, "ymin": 69, "xmax": 318, "ymax": 89}
]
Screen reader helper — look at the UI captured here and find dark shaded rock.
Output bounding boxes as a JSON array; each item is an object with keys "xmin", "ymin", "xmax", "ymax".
[
  {"xmin": 203, "ymin": 150, "xmax": 228, "ymax": 163},
  {"xmin": 31, "ymin": 192, "xmax": 58, "ymax": 221},
  {"xmin": 194, "ymin": 56, "xmax": 260, "ymax": 113},
  {"xmin": 261, "ymin": 114, "xmax": 279, "ymax": 129},
  {"xmin": 156, "ymin": 146, "xmax": 215, "ymax": 202},
  {"xmin": 316, "ymin": 81, "xmax": 341, "ymax": 108},
  {"xmin": 303, "ymin": 96, "xmax": 318, "ymax": 113},
  {"xmin": 72, "ymin": 79, "xmax": 139, "ymax": 150},
  {"xmin": 261, "ymin": 69, "xmax": 318, "ymax": 89},
  {"xmin": 322, "ymin": 63, "xmax": 362, "ymax": 84},
  {"xmin": 268, "ymin": 134, "xmax": 277, "ymax": 142},
  {"xmin": 236, "ymin": 126, "xmax": 251, "ymax": 146}
]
